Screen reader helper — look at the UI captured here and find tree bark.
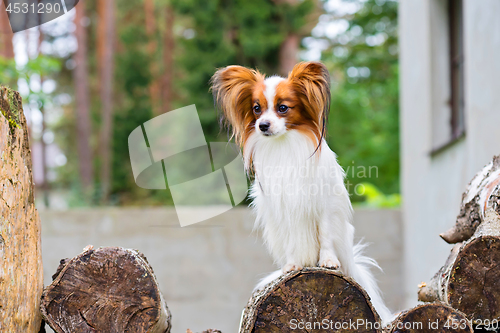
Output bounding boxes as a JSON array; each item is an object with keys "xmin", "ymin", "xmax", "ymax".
[
  {"xmin": 239, "ymin": 267, "xmax": 381, "ymax": 333},
  {"xmin": 440, "ymin": 155, "xmax": 500, "ymax": 244},
  {"xmin": 41, "ymin": 246, "xmax": 171, "ymax": 333},
  {"xmin": 37, "ymin": 29, "xmax": 51, "ymax": 207},
  {"xmin": 97, "ymin": 0, "xmax": 116, "ymax": 201},
  {"xmin": 0, "ymin": 1, "xmax": 14, "ymax": 58},
  {"xmin": 272, "ymin": 0, "xmax": 322, "ymax": 76},
  {"xmin": 278, "ymin": 34, "xmax": 299, "ymax": 76},
  {"xmin": 74, "ymin": 3, "xmax": 94, "ymax": 192},
  {"xmin": 161, "ymin": 5, "xmax": 175, "ymax": 115},
  {"xmin": 144, "ymin": 0, "xmax": 161, "ymax": 115},
  {"xmin": 389, "ymin": 303, "xmax": 473, "ymax": 333},
  {"xmin": 0, "ymin": 86, "xmax": 43, "ymax": 332},
  {"xmin": 39, "ymin": 91, "xmax": 49, "ymax": 206},
  {"xmin": 271, "ymin": 0, "xmax": 299, "ymax": 76}
]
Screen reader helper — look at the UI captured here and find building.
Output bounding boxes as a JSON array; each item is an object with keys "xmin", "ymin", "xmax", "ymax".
[{"xmin": 400, "ymin": 0, "xmax": 500, "ymax": 307}]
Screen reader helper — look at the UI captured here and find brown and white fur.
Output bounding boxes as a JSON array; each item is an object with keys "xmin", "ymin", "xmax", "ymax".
[{"xmin": 211, "ymin": 61, "xmax": 391, "ymax": 321}]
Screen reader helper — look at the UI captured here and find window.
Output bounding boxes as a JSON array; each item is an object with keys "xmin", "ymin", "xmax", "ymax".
[
  {"xmin": 448, "ymin": 0, "xmax": 465, "ymax": 140},
  {"xmin": 430, "ymin": 0, "xmax": 465, "ymax": 156}
]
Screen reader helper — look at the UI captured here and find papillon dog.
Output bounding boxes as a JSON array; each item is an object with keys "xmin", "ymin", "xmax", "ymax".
[{"xmin": 211, "ymin": 61, "xmax": 391, "ymax": 322}]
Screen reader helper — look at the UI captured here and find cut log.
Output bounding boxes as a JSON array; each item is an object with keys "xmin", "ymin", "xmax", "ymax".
[
  {"xmin": 389, "ymin": 303, "xmax": 473, "ymax": 333},
  {"xmin": 418, "ymin": 209, "xmax": 500, "ymax": 322},
  {"xmin": 440, "ymin": 155, "xmax": 500, "ymax": 244},
  {"xmin": 239, "ymin": 267, "xmax": 382, "ymax": 333},
  {"xmin": 0, "ymin": 86, "xmax": 43, "ymax": 332},
  {"xmin": 41, "ymin": 246, "xmax": 171, "ymax": 333}
]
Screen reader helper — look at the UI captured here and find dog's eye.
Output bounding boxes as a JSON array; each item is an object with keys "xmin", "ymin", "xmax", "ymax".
[
  {"xmin": 253, "ymin": 105, "xmax": 261, "ymax": 114},
  {"xmin": 278, "ymin": 104, "xmax": 289, "ymax": 113}
]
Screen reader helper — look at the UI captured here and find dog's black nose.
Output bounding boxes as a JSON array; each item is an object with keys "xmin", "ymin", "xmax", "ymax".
[{"xmin": 259, "ymin": 121, "xmax": 270, "ymax": 132}]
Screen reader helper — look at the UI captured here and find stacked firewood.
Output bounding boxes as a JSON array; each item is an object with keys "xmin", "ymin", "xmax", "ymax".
[{"xmin": 418, "ymin": 156, "xmax": 500, "ymax": 329}]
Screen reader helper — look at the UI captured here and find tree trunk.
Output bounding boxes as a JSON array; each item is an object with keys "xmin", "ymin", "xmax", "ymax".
[
  {"xmin": 144, "ymin": 0, "xmax": 161, "ymax": 115},
  {"xmin": 161, "ymin": 5, "xmax": 175, "ymax": 115},
  {"xmin": 440, "ymin": 155, "xmax": 500, "ymax": 244},
  {"xmin": 40, "ymin": 96, "xmax": 50, "ymax": 206},
  {"xmin": 0, "ymin": 86, "xmax": 43, "ymax": 332},
  {"xmin": 0, "ymin": 1, "xmax": 14, "ymax": 58},
  {"xmin": 278, "ymin": 34, "xmax": 299, "ymax": 76},
  {"xmin": 271, "ymin": 0, "xmax": 299, "ymax": 76},
  {"xmin": 389, "ymin": 303, "xmax": 472, "ymax": 333},
  {"xmin": 38, "ymin": 29, "xmax": 51, "ymax": 207},
  {"xmin": 74, "ymin": 3, "xmax": 94, "ymax": 193},
  {"xmin": 239, "ymin": 267, "xmax": 381, "ymax": 333},
  {"xmin": 41, "ymin": 246, "xmax": 172, "ymax": 333},
  {"xmin": 97, "ymin": 0, "xmax": 116, "ymax": 202}
]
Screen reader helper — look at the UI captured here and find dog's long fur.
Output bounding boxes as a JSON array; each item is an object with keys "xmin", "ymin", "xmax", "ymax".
[{"xmin": 211, "ymin": 61, "xmax": 391, "ymax": 322}]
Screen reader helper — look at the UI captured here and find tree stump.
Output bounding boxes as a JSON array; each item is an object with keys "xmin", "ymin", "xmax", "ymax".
[
  {"xmin": 41, "ymin": 246, "xmax": 171, "ymax": 333},
  {"xmin": 440, "ymin": 155, "xmax": 500, "ymax": 244},
  {"xmin": 389, "ymin": 303, "xmax": 473, "ymax": 333},
  {"xmin": 239, "ymin": 267, "xmax": 382, "ymax": 333},
  {"xmin": 0, "ymin": 86, "xmax": 43, "ymax": 332}
]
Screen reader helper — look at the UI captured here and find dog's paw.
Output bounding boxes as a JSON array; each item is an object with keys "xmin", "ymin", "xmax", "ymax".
[
  {"xmin": 282, "ymin": 263, "xmax": 304, "ymax": 273},
  {"xmin": 319, "ymin": 258, "xmax": 341, "ymax": 270}
]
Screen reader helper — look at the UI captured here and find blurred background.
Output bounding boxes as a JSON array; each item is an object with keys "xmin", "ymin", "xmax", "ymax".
[
  {"xmin": 0, "ymin": 0, "xmax": 400, "ymax": 208},
  {"xmin": 1, "ymin": 0, "xmax": 499, "ymax": 331}
]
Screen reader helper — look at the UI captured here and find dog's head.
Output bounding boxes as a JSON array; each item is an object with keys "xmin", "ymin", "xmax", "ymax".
[{"xmin": 211, "ymin": 62, "xmax": 331, "ymax": 148}]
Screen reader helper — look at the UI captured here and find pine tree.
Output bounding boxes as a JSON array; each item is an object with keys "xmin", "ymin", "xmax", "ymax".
[{"xmin": 74, "ymin": 2, "xmax": 94, "ymax": 195}]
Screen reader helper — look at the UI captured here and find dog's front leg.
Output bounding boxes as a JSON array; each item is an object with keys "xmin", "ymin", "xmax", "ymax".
[
  {"xmin": 282, "ymin": 242, "xmax": 305, "ymax": 273},
  {"xmin": 318, "ymin": 216, "xmax": 341, "ymax": 270}
]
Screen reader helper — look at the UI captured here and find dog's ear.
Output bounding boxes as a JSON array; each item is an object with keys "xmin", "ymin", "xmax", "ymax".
[
  {"xmin": 288, "ymin": 62, "xmax": 331, "ymax": 137},
  {"xmin": 210, "ymin": 66, "xmax": 263, "ymax": 145}
]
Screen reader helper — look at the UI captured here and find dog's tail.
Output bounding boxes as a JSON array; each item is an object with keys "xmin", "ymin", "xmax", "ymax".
[
  {"xmin": 253, "ymin": 269, "xmax": 282, "ymax": 292},
  {"xmin": 350, "ymin": 242, "xmax": 394, "ymax": 324}
]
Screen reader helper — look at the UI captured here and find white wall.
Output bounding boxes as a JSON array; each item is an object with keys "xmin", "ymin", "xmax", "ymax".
[
  {"xmin": 400, "ymin": 0, "xmax": 500, "ymax": 308},
  {"xmin": 40, "ymin": 207, "xmax": 403, "ymax": 333}
]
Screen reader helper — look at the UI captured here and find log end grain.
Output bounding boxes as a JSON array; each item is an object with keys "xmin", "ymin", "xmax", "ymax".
[
  {"xmin": 41, "ymin": 246, "xmax": 171, "ymax": 333},
  {"xmin": 447, "ymin": 236, "xmax": 500, "ymax": 322},
  {"xmin": 240, "ymin": 267, "xmax": 381, "ymax": 333},
  {"xmin": 390, "ymin": 303, "xmax": 473, "ymax": 333}
]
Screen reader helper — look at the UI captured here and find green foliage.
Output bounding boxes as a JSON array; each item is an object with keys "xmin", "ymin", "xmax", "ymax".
[
  {"xmin": 0, "ymin": 55, "xmax": 61, "ymax": 92},
  {"xmin": 0, "ymin": 57, "xmax": 18, "ymax": 88},
  {"xmin": 320, "ymin": 0, "xmax": 399, "ymax": 202},
  {"xmin": 0, "ymin": 55, "xmax": 62, "ymax": 132},
  {"xmin": 355, "ymin": 182, "xmax": 400, "ymax": 208}
]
